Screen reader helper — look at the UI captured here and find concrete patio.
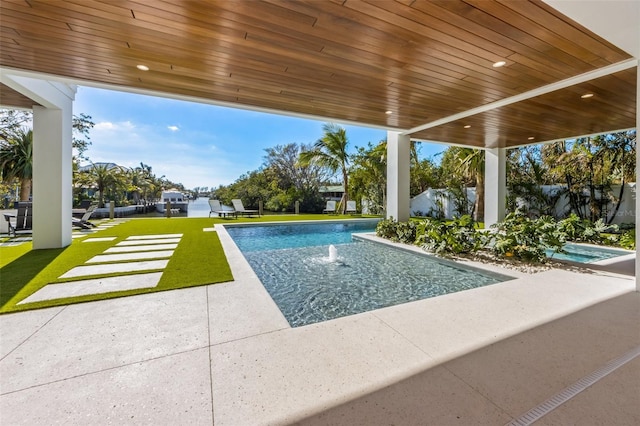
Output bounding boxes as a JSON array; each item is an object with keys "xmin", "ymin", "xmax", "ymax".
[{"xmin": 1, "ymin": 227, "xmax": 638, "ymax": 425}]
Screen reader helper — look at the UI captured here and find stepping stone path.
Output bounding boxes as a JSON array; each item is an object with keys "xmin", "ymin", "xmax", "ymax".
[{"xmin": 19, "ymin": 232, "xmax": 183, "ymax": 304}]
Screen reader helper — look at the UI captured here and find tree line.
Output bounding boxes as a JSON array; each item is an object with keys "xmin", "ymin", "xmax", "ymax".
[
  {"xmin": 0, "ymin": 109, "xmax": 186, "ymax": 207},
  {"xmin": 214, "ymin": 124, "xmax": 635, "ymax": 223}
]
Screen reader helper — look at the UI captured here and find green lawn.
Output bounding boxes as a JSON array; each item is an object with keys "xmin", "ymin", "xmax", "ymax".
[{"xmin": 0, "ymin": 214, "xmax": 377, "ymax": 314}]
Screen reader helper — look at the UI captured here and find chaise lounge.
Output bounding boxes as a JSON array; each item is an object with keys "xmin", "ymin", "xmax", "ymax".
[
  {"xmin": 72, "ymin": 204, "xmax": 97, "ymax": 229},
  {"xmin": 3, "ymin": 202, "xmax": 32, "ymax": 237},
  {"xmin": 209, "ymin": 199, "xmax": 237, "ymax": 218},
  {"xmin": 231, "ymin": 199, "xmax": 260, "ymax": 217},
  {"xmin": 323, "ymin": 200, "xmax": 337, "ymax": 214},
  {"xmin": 345, "ymin": 200, "xmax": 358, "ymax": 215}
]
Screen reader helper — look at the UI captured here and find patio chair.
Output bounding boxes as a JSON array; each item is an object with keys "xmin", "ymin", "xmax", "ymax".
[
  {"xmin": 72, "ymin": 204, "xmax": 97, "ymax": 229},
  {"xmin": 208, "ymin": 199, "xmax": 237, "ymax": 218},
  {"xmin": 345, "ymin": 200, "xmax": 357, "ymax": 215},
  {"xmin": 323, "ymin": 200, "xmax": 337, "ymax": 214},
  {"xmin": 231, "ymin": 199, "xmax": 260, "ymax": 217},
  {"xmin": 3, "ymin": 202, "xmax": 32, "ymax": 237}
]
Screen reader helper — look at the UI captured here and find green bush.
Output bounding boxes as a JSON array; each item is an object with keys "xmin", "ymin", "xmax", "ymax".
[
  {"xmin": 619, "ymin": 229, "xmax": 636, "ymax": 250},
  {"xmin": 375, "ymin": 218, "xmax": 398, "ymax": 240},
  {"xmin": 491, "ymin": 211, "xmax": 565, "ymax": 263},
  {"xmin": 395, "ymin": 221, "xmax": 417, "ymax": 244},
  {"xmin": 557, "ymin": 213, "xmax": 614, "ymax": 244},
  {"xmin": 415, "ymin": 215, "xmax": 486, "ymax": 255},
  {"xmin": 375, "ymin": 218, "xmax": 417, "ymax": 244}
]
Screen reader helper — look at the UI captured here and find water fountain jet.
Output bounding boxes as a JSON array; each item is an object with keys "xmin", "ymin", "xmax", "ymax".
[{"xmin": 328, "ymin": 244, "xmax": 338, "ymax": 263}]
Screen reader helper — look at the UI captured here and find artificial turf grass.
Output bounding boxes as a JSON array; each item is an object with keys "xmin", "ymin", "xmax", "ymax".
[
  {"xmin": 0, "ymin": 217, "xmax": 233, "ymax": 313},
  {"xmin": 0, "ymin": 214, "xmax": 376, "ymax": 313}
]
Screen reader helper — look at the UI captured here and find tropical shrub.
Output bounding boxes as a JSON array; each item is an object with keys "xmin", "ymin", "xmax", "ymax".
[
  {"xmin": 415, "ymin": 215, "xmax": 486, "ymax": 255},
  {"xmin": 375, "ymin": 218, "xmax": 398, "ymax": 240},
  {"xmin": 375, "ymin": 218, "xmax": 417, "ymax": 244},
  {"xmin": 395, "ymin": 221, "xmax": 417, "ymax": 244},
  {"xmin": 557, "ymin": 213, "xmax": 614, "ymax": 244},
  {"xmin": 619, "ymin": 229, "xmax": 635, "ymax": 250},
  {"xmin": 491, "ymin": 211, "xmax": 565, "ymax": 262}
]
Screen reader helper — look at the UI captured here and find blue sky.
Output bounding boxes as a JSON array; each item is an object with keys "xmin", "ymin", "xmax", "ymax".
[{"xmin": 74, "ymin": 86, "xmax": 445, "ymax": 189}]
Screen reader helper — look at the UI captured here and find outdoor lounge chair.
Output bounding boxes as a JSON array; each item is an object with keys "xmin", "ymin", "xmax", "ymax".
[
  {"xmin": 345, "ymin": 200, "xmax": 357, "ymax": 215},
  {"xmin": 323, "ymin": 200, "xmax": 337, "ymax": 214},
  {"xmin": 72, "ymin": 204, "xmax": 97, "ymax": 229},
  {"xmin": 3, "ymin": 202, "xmax": 32, "ymax": 237},
  {"xmin": 208, "ymin": 199, "xmax": 237, "ymax": 218},
  {"xmin": 231, "ymin": 199, "xmax": 260, "ymax": 217}
]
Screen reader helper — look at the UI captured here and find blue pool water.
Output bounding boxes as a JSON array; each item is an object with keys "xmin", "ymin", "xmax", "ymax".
[
  {"xmin": 546, "ymin": 243, "xmax": 630, "ymax": 263},
  {"xmin": 226, "ymin": 221, "xmax": 513, "ymax": 327},
  {"xmin": 226, "ymin": 220, "xmax": 378, "ymax": 252}
]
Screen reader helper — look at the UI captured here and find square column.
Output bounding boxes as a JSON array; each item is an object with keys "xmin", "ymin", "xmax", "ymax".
[
  {"xmin": 386, "ymin": 131, "xmax": 410, "ymax": 221},
  {"xmin": 484, "ymin": 148, "xmax": 507, "ymax": 228},
  {"xmin": 636, "ymin": 64, "xmax": 640, "ymax": 291},
  {"xmin": 32, "ymin": 104, "xmax": 73, "ymax": 248}
]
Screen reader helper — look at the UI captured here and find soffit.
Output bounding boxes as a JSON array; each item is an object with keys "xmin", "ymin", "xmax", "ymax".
[
  {"xmin": 0, "ymin": 83, "xmax": 41, "ymax": 109},
  {"xmin": 412, "ymin": 67, "xmax": 638, "ymax": 148},
  {"xmin": 0, "ymin": 0, "xmax": 635, "ymax": 146}
]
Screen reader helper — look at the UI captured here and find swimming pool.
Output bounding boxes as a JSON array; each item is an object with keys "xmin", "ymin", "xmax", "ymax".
[
  {"xmin": 226, "ymin": 221, "xmax": 513, "ymax": 327},
  {"xmin": 547, "ymin": 243, "xmax": 631, "ymax": 263}
]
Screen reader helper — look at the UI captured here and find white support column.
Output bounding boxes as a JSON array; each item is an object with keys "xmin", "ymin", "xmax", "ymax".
[
  {"xmin": 33, "ymin": 105, "xmax": 73, "ymax": 248},
  {"xmin": 636, "ymin": 63, "xmax": 639, "ymax": 292},
  {"xmin": 1, "ymin": 72, "xmax": 76, "ymax": 249},
  {"xmin": 386, "ymin": 131, "xmax": 410, "ymax": 221},
  {"xmin": 484, "ymin": 148, "xmax": 507, "ymax": 228}
]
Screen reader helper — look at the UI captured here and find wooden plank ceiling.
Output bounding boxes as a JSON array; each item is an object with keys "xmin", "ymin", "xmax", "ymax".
[{"xmin": 0, "ymin": 0, "xmax": 636, "ymax": 148}]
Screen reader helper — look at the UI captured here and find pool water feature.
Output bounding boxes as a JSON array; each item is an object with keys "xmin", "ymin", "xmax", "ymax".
[
  {"xmin": 547, "ymin": 243, "xmax": 631, "ymax": 264},
  {"xmin": 227, "ymin": 221, "xmax": 513, "ymax": 327}
]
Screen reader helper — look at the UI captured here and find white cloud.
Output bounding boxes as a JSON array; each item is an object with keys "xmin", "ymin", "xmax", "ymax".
[
  {"xmin": 94, "ymin": 121, "xmax": 115, "ymax": 130},
  {"xmin": 167, "ymin": 125, "xmax": 179, "ymax": 132},
  {"xmin": 94, "ymin": 120, "xmax": 135, "ymax": 131}
]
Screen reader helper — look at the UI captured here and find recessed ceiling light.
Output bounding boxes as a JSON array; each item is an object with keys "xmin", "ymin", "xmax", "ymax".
[
  {"xmin": 492, "ymin": 61, "xmax": 506, "ymax": 68},
  {"xmin": 385, "ymin": 110, "xmax": 393, "ymax": 115},
  {"xmin": 581, "ymin": 93, "xmax": 594, "ymax": 98},
  {"xmin": 463, "ymin": 125, "xmax": 471, "ymax": 129},
  {"xmin": 528, "ymin": 136, "xmax": 535, "ymax": 140},
  {"xmin": 136, "ymin": 64, "xmax": 149, "ymax": 71}
]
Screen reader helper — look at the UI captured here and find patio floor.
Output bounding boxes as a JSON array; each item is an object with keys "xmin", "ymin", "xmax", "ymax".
[{"xmin": 0, "ymin": 226, "xmax": 637, "ymax": 425}]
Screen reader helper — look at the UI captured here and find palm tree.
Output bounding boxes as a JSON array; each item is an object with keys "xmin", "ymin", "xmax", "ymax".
[
  {"xmin": 0, "ymin": 128, "xmax": 32, "ymax": 201},
  {"xmin": 456, "ymin": 148, "xmax": 485, "ymax": 222},
  {"xmin": 83, "ymin": 163, "xmax": 125, "ymax": 207},
  {"xmin": 299, "ymin": 123, "xmax": 350, "ymax": 213},
  {"xmin": 349, "ymin": 140, "xmax": 386, "ymax": 214}
]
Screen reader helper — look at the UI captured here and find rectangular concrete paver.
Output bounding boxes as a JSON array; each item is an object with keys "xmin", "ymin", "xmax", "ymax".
[
  {"xmin": 0, "ymin": 348, "xmax": 213, "ymax": 425},
  {"xmin": 535, "ymin": 356, "xmax": 640, "ymax": 425},
  {"xmin": 86, "ymin": 250, "xmax": 174, "ymax": 264},
  {"xmin": 0, "ymin": 307, "xmax": 64, "ymax": 360},
  {"xmin": 0, "ymin": 287, "xmax": 210, "ymax": 393},
  {"xmin": 372, "ymin": 269, "xmax": 634, "ymax": 364},
  {"xmin": 82, "ymin": 237, "xmax": 117, "ymax": 243},
  {"xmin": 104, "ymin": 243, "xmax": 178, "ymax": 253},
  {"xmin": 60, "ymin": 259, "xmax": 169, "ymax": 279},
  {"xmin": 298, "ymin": 364, "xmax": 512, "ymax": 426},
  {"xmin": 18, "ymin": 273, "xmax": 163, "ymax": 304},
  {"xmin": 210, "ymin": 314, "xmax": 432, "ymax": 425},
  {"xmin": 116, "ymin": 238, "xmax": 181, "ymax": 246},
  {"xmin": 126, "ymin": 234, "xmax": 183, "ymax": 240}
]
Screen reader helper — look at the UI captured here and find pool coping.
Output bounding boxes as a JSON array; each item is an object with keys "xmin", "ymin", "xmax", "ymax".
[{"xmin": 219, "ymin": 216, "xmax": 381, "ymax": 228}]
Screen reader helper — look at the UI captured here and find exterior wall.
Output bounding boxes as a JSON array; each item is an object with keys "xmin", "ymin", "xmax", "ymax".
[
  {"xmin": 410, "ymin": 183, "xmax": 636, "ymax": 224},
  {"xmin": 410, "ymin": 188, "xmax": 475, "ymax": 219}
]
